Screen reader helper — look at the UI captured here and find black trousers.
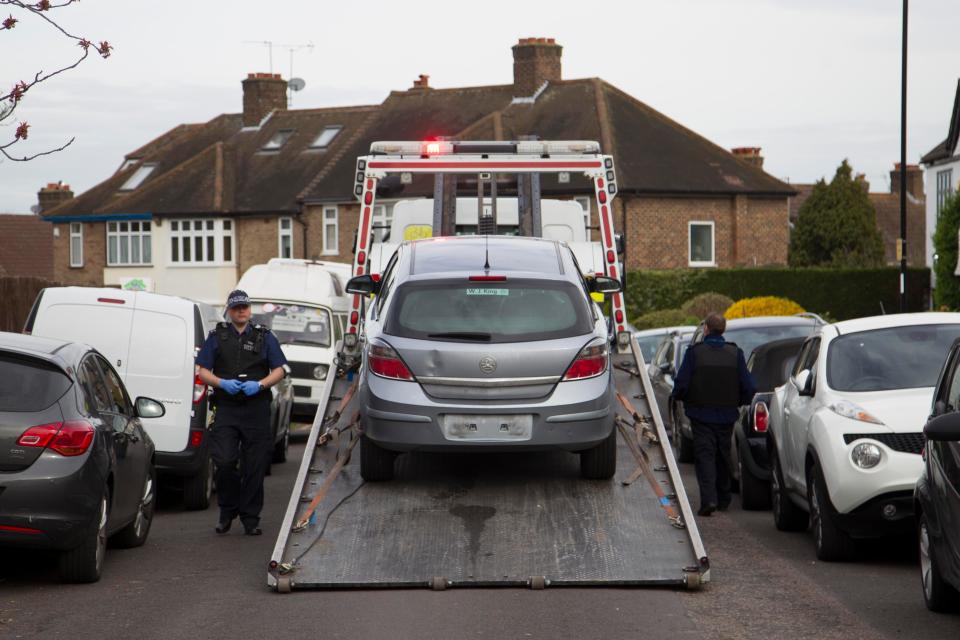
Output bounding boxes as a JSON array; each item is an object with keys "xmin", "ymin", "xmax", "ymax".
[
  {"xmin": 209, "ymin": 398, "xmax": 272, "ymax": 527},
  {"xmin": 691, "ymin": 419, "xmax": 734, "ymax": 509}
]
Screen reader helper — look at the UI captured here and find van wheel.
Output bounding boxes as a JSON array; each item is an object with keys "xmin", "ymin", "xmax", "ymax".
[
  {"xmin": 114, "ymin": 466, "xmax": 156, "ymax": 548},
  {"xmin": 59, "ymin": 490, "xmax": 108, "ymax": 583},
  {"xmin": 580, "ymin": 426, "xmax": 617, "ymax": 480},
  {"xmin": 360, "ymin": 435, "xmax": 396, "ymax": 481},
  {"xmin": 273, "ymin": 425, "xmax": 289, "ymax": 463},
  {"xmin": 809, "ymin": 462, "xmax": 854, "ymax": 561},
  {"xmin": 771, "ymin": 450, "xmax": 807, "ymax": 531},
  {"xmin": 183, "ymin": 453, "xmax": 213, "ymax": 510},
  {"xmin": 919, "ymin": 513, "xmax": 960, "ymax": 612}
]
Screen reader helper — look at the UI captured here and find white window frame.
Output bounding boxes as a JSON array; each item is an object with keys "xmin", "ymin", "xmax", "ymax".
[
  {"xmin": 371, "ymin": 204, "xmax": 392, "ymax": 242},
  {"xmin": 575, "ymin": 196, "xmax": 591, "ymax": 235},
  {"xmin": 278, "ymin": 217, "xmax": 293, "ymax": 258},
  {"xmin": 106, "ymin": 220, "xmax": 152, "ymax": 266},
  {"xmin": 69, "ymin": 222, "xmax": 83, "ymax": 267},
  {"xmin": 119, "ymin": 163, "xmax": 157, "ymax": 191},
  {"xmin": 310, "ymin": 125, "xmax": 342, "ymax": 149},
  {"xmin": 262, "ymin": 129, "xmax": 294, "ymax": 151},
  {"xmin": 937, "ymin": 168, "xmax": 954, "ymax": 217},
  {"xmin": 169, "ymin": 218, "xmax": 235, "ymax": 266},
  {"xmin": 322, "ymin": 206, "xmax": 339, "ymax": 255},
  {"xmin": 688, "ymin": 221, "xmax": 716, "ymax": 267}
]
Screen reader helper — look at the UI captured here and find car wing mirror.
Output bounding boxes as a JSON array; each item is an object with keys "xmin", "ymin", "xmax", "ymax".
[
  {"xmin": 924, "ymin": 411, "xmax": 960, "ymax": 442},
  {"xmin": 793, "ymin": 369, "xmax": 813, "ymax": 396},
  {"xmin": 135, "ymin": 396, "xmax": 166, "ymax": 419},
  {"xmin": 345, "ymin": 274, "xmax": 380, "ymax": 296},
  {"xmin": 589, "ymin": 276, "xmax": 622, "ymax": 295}
]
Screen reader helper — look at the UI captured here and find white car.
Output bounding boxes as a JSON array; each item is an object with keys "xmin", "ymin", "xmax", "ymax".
[{"xmin": 768, "ymin": 312, "xmax": 960, "ymax": 560}]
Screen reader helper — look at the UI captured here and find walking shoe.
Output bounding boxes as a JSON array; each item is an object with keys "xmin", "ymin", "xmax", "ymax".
[
  {"xmin": 244, "ymin": 526, "xmax": 263, "ymax": 536},
  {"xmin": 215, "ymin": 517, "xmax": 235, "ymax": 534},
  {"xmin": 697, "ymin": 503, "xmax": 717, "ymax": 517}
]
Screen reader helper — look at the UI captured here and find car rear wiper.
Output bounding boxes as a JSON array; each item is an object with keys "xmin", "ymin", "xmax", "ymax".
[{"xmin": 427, "ymin": 332, "xmax": 492, "ymax": 341}]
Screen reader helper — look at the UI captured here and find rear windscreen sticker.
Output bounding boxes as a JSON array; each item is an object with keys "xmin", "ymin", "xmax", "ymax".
[{"xmin": 466, "ymin": 288, "xmax": 509, "ymax": 296}]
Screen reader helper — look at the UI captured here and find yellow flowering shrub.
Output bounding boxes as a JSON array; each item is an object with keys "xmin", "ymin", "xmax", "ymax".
[{"xmin": 725, "ymin": 296, "xmax": 805, "ymax": 319}]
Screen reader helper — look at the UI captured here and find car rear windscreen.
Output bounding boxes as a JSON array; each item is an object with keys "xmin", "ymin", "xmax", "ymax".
[
  {"xmin": 827, "ymin": 324, "xmax": 960, "ymax": 392},
  {"xmin": 0, "ymin": 353, "xmax": 72, "ymax": 411},
  {"xmin": 723, "ymin": 324, "xmax": 816, "ymax": 360},
  {"xmin": 386, "ymin": 279, "xmax": 593, "ymax": 343}
]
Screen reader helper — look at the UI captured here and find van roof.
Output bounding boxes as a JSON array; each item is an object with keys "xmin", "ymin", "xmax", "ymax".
[
  {"xmin": 237, "ymin": 259, "xmax": 351, "ymax": 306},
  {"xmin": 38, "ymin": 286, "xmax": 197, "ymax": 313}
]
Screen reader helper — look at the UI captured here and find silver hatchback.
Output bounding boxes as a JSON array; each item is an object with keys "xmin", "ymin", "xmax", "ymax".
[{"xmin": 347, "ymin": 236, "xmax": 620, "ymax": 481}]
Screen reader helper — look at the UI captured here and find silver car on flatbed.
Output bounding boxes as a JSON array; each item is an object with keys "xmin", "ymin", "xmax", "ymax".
[{"xmin": 346, "ymin": 236, "xmax": 622, "ymax": 481}]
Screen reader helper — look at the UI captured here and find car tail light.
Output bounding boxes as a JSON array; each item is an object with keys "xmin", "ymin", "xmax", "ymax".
[
  {"xmin": 753, "ymin": 401, "xmax": 769, "ymax": 433},
  {"xmin": 562, "ymin": 342, "xmax": 608, "ymax": 381},
  {"xmin": 19, "ymin": 421, "xmax": 95, "ymax": 456},
  {"xmin": 193, "ymin": 374, "xmax": 207, "ymax": 404},
  {"xmin": 368, "ymin": 342, "xmax": 415, "ymax": 381},
  {"xmin": 189, "ymin": 431, "xmax": 204, "ymax": 448}
]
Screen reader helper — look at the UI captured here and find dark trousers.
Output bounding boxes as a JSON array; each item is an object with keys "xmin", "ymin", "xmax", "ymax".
[
  {"xmin": 691, "ymin": 419, "xmax": 734, "ymax": 509},
  {"xmin": 210, "ymin": 399, "xmax": 272, "ymax": 527}
]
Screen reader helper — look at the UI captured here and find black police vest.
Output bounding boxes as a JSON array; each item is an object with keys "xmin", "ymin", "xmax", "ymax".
[
  {"xmin": 685, "ymin": 342, "xmax": 741, "ymax": 408},
  {"xmin": 212, "ymin": 323, "xmax": 270, "ymax": 405}
]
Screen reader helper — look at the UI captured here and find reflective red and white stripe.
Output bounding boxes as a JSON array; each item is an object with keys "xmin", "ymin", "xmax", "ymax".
[
  {"xmin": 594, "ymin": 168, "xmax": 626, "ymax": 338},
  {"xmin": 348, "ymin": 177, "xmax": 379, "ymax": 336}
]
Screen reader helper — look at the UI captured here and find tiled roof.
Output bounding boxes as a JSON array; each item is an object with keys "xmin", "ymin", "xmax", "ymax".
[
  {"xmin": 922, "ymin": 79, "xmax": 960, "ymax": 165},
  {"xmin": 45, "ymin": 77, "xmax": 794, "ymax": 219},
  {"xmin": 0, "ymin": 214, "xmax": 53, "ymax": 278}
]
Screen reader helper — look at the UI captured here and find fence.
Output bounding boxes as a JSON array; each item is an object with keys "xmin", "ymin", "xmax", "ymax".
[{"xmin": 0, "ymin": 276, "xmax": 60, "ymax": 333}]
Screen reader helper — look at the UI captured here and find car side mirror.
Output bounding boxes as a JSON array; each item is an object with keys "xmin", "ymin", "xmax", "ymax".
[
  {"xmin": 924, "ymin": 411, "xmax": 960, "ymax": 442},
  {"xmin": 589, "ymin": 276, "xmax": 622, "ymax": 295},
  {"xmin": 136, "ymin": 396, "xmax": 166, "ymax": 419},
  {"xmin": 345, "ymin": 275, "xmax": 380, "ymax": 296},
  {"xmin": 793, "ymin": 369, "xmax": 813, "ymax": 396}
]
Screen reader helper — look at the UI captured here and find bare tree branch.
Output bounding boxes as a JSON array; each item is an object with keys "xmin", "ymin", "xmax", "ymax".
[{"xmin": 0, "ymin": 135, "xmax": 73, "ymax": 161}]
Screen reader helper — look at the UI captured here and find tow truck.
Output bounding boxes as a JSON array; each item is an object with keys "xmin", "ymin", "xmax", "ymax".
[{"xmin": 268, "ymin": 140, "xmax": 709, "ymax": 591}]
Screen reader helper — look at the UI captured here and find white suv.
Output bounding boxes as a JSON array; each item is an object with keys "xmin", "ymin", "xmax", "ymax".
[{"xmin": 768, "ymin": 313, "xmax": 960, "ymax": 560}]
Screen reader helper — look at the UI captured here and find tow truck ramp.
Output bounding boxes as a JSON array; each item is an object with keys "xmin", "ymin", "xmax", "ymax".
[{"xmin": 268, "ymin": 337, "xmax": 709, "ymax": 591}]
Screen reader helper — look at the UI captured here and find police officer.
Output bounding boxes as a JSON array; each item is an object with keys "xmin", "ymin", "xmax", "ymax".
[
  {"xmin": 197, "ymin": 289, "xmax": 287, "ymax": 535},
  {"xmin": 671, "ymin": 313, "xmax": 756, "ymax": 517}
]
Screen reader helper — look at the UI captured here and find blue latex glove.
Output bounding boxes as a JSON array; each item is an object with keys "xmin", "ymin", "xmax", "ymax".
[
  {"xmin": 241, "ymin": 381, "xmax": 261, "ymax": 396},
  {"xmin": 219, "ymin": 379, "xmax": 242, "ymax": 395}
]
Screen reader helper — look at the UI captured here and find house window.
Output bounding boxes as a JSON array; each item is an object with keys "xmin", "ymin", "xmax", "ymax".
[
  {"xmin": 169, "ymin": 219, "xmax": 234, "ymax": 264},
  {"xmin": 262, "ymin": 129, "xmax": 294, "ymax": 151},
  {"xmin": 107, "ymin": 221, "xmax": 152, "ymax": 265},
  {"xmin": 69, "ymin": 223, "xmax": 83, "ymax": 267},
  {"xmin": 689, "ymin": 221, "xmax": 715, "ymax": 267},
  {"xmin": 322, "ymin": 206, "xmax": 338, "ymax": 255},
  {"xmin": 937, "ymin": 169, "xmax": 954, "ymax": 217},
  {"xmin": 279, "ymin": 217, "xmax": 293, "ymax": 258},
  {"xmin": 118, "ymin": 158, "xmax": 139, "ymax": 173},
  {"xmin": 371, "ymin": 204, "xmax": 392, "ymax": 242},
  {"xmin": 119, "ymin": 163, "xmax": 157, "ymax": 191},
  {"xmin": 310, "ymin": 126, "xmax": 342, "ymax": 149},
  {"xmin": 575, "ymin": 196, "xmax": 591, "ymax": 235}
]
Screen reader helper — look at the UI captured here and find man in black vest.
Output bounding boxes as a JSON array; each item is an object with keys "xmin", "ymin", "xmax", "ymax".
[
  {"xmin": 197, "ymin": 290, "xmax": 287, "ymax": 535},
  {"xmin": 672, "ymin": 313, "xmax": 756, "ymax": 517}
]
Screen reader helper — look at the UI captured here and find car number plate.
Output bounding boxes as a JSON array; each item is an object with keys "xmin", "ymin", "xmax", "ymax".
[{"xmin": 441, "ymin": 414, "xmax": 533, "ymax": 442}]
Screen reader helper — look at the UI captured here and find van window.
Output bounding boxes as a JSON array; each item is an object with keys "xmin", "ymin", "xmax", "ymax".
[
  {"xmin": 252, "ymin": 302, "xmax": 331, "ymax": 348},
  {"xmin": 127, "ymin": 311, "xmax": 187, "ymax": 378}
]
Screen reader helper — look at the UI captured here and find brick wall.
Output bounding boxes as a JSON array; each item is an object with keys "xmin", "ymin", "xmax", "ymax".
[
  {"xmin": 52, "ymin": 221, "xmax": 105, "ymax": 285},
  {"xmin": 235, "ymin": 215, "xmax": 305, "ymax": 275},
  {"xmin": 302, "ymin": 203, "xmax": 359, "ymax": 263}
]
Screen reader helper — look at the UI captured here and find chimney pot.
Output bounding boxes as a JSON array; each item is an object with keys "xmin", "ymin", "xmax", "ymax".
[
  {"xmin": 241, "ymin": 72, "xmax": 288, "ymax": 127},
  {"xmin": 512, "ymin": 37, "xmax": 563, "ymax": 97},
  {"xmin": 890, "ymin": 163, "xmax": 924, "ymax": 199},
  {"xmin": 731, "ymin": 147, "xmax": 764, "ymax": 169}
]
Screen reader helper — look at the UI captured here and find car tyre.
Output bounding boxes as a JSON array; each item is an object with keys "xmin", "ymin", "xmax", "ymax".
[
  {"xmin": 580, "ymin": 425, "xmax": 617, "ymax": 480},
  {"xmin": 273, "ymin": 423, "xmax": 290, "ymax": 463},
  {"xmin": 114, "ymin": 465, "xmax": 156, "ymax": 548},
  {"xmin": 919, "ymin": 512, "xmax": 960, "ymax": 612},
  {"xmin": 360, "ymin": 434, "xmax": 396, "ymax": 481},
  {"xmin": 739, "ymin": 443, "xmax": 771, "ymax": 510},
  {"xmin": 183, "ymin": 452, "xmax": 213, "ymax": 510},
  {"xmin": 59, "ymin": 489, "xmax": 109, "ymax": 583},
  {"xmin": 808, "ymin": 462, "xmax": 854, "ymax": 561},
  {"xmin": 671, "ymin": 406, "xmax": 694, "ymax": 463},
  {"xmin": 771, "ymin": 449, "xmax": 807, "ymax": 531}
]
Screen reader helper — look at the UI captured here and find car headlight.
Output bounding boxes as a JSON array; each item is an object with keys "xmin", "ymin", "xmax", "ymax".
[
  {"xmin": 313, "ymin": 365, "xmax": 328, "ymax": 380},
  {"xmin": 851, "ymin": 442, "xmax": 882, "ymax": 469},
  {"xmin": 828, "ymin": 400, "xmax": 884, "ymax": 425}
]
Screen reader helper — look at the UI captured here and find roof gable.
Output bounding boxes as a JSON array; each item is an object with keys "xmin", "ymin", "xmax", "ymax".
[{"xmin": 922, "ymin": 78, "xmax": 960, "ymax": 165}]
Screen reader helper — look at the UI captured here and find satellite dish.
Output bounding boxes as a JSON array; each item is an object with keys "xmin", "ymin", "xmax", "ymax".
[
  {"xmin": 288, "ymin": 77, "xmax": 306, "ymax": 92},
  {"xmin": 30, "ymin": 204, "xmax": 41, "ymax": 214}
]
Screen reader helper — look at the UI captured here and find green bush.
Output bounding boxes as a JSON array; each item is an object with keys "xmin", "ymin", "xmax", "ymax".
[
  {"xmin": 631, "ymin": 308, "xmax": 698, "ymax": 331},
  {"xmin": 933, "ymin": 192, "xmax": 960, "ymax": 309},
  {"xmin": 625, "ymin": 267, "xmax": 929, "ymax": 321},
  {"xmin": 681, "ymin": 292, "xmax": 734, "ymax": 320}
]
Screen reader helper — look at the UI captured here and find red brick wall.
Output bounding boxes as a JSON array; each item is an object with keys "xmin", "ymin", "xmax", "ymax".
[
  {"xmin": 52, "ymin": 221, "xmax": 105, "ymax": 286},
  {"xmin": 235, "ymin": 215, "xmax": 305, "ymax": 275},
  {"xmin": 302, "ymin": 203, "xmax": 359, "ymax": 263}
]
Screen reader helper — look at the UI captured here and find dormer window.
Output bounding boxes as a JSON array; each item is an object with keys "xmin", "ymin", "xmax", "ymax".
[
  {"xmin": 263, "ymin": 129, "xmax": 294, "ymax": 151},
  {"xmin": 118, "ymin": 158, "xmax": 139, "ymax": 172},
  {"xmin": 119, "ymin": 163, "xmax": 157, "ymax": 191},
  {"xmin": 310, "ymin": 126, "xmax": 342, "ymax": 149}
]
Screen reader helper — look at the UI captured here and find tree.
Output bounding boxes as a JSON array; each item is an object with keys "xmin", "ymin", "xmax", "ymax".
[
  {"xmin": 1, "ymin": 0, "xmax": 111, "ymax": 162},
  {"xmin": 788, "ymin": 160, "xmax": 885, "ymax": 268},
  {"xmin": 933, "ymin": 192, "xmax": 960, "ymax": 309}
]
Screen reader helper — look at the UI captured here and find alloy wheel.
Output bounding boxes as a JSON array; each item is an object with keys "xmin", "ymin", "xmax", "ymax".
[
  {"xmin": 920, "ymin": 521, "xmax": 933, "ymax": 600},
  {"xmin": 811, "ymin": 481, "xmax": 823, "ymax": 549},
  {"xmin": 772, "ymin": 458, "xmax": 783, "ymax": 515},
  {"xmin": 133, "ymin": 474, "xmax": 155, "ymax": 540},
  {"xmin": 94, "ymin": 496, "xmax": 108, "ymax": 573}
]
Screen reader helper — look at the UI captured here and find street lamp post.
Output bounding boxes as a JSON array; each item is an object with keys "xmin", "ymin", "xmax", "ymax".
[{"xmin": 899, "ymin": 0, "xmax": 908, "ymax": 312}]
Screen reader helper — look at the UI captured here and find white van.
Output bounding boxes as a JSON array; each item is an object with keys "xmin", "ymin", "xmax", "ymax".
[
  {"xmin": 236, "ymin": 259, "xmax": 350, "ymax": 417},
  {"xmin": 24, "ymin": 287, "xmax": 215, "ymax": 509}
]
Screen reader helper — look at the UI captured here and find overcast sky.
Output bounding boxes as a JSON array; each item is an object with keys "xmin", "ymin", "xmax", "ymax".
[{"xmin": 1, "ymin": 0, "xmax": 958, "ymax": 212}]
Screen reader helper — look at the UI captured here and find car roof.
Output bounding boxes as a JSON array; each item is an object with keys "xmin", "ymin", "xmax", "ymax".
[
  {"xmin": 722, "ymin": 315, "xmax": 821, "ymax": 329},
  {"xmin": 633, "ymin": 325, "xmax": 695, "ymax": 337},
  {"xmin": 407, "ymin": 236, "xmax": 568, "ymax": 279},
  {"xmin": 0, "ymin": 331, "xmax": 86, "ymax": 369},
  {"xmin": 830, "ymin": 312, "xmax": 960, "ymax": 335}
]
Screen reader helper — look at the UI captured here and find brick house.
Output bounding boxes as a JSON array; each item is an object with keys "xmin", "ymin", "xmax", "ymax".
[
  {"xmin": 921, "ymin": 78, "xmax": 960, "ymax": 273},
  {"xmin": 43, "ymin": 38, "xmax": 794, "ymax": 305}
]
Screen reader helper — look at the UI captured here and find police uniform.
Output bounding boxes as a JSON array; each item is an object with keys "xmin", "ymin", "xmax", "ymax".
[
  {"xmin": 672, "ymin": 334, "xmax": 756, "ymax": 515},
  {"xmin": 196, "ymin": 316, "xmax": 286, "ymax": 534}
]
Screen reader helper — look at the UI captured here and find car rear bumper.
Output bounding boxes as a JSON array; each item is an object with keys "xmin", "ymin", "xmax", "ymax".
[{"xmin": 361, "ymin": 371, "xmax": 615, "ymax": 453}]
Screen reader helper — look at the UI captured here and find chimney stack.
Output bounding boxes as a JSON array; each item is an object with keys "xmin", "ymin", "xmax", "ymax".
[
  {"xmin": 37, "ymin": 181, "xmax": 74, "ymax": 213},
  {"xmin": 731, "ymin": 147, "xmax": 764, "ymax": 169},
  {"xmin": 512, "ymin": 38, "xmax": 562, "ymax": 97},
  {"xmin": 410, "ymin": 74, "xmax": 431, "ymax": 90},
  {"xmin": 891, "ymin": 163, "xmax": 924, "ymax": 199},
  {"xmin": 242, "ymin": 72, "xmax": 287, "ymax": 127}
]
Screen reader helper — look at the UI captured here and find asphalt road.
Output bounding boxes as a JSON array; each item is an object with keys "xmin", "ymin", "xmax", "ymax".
[{"xmin": 1, "ymin": 439, "xmax": 957, "ymax": 640}]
